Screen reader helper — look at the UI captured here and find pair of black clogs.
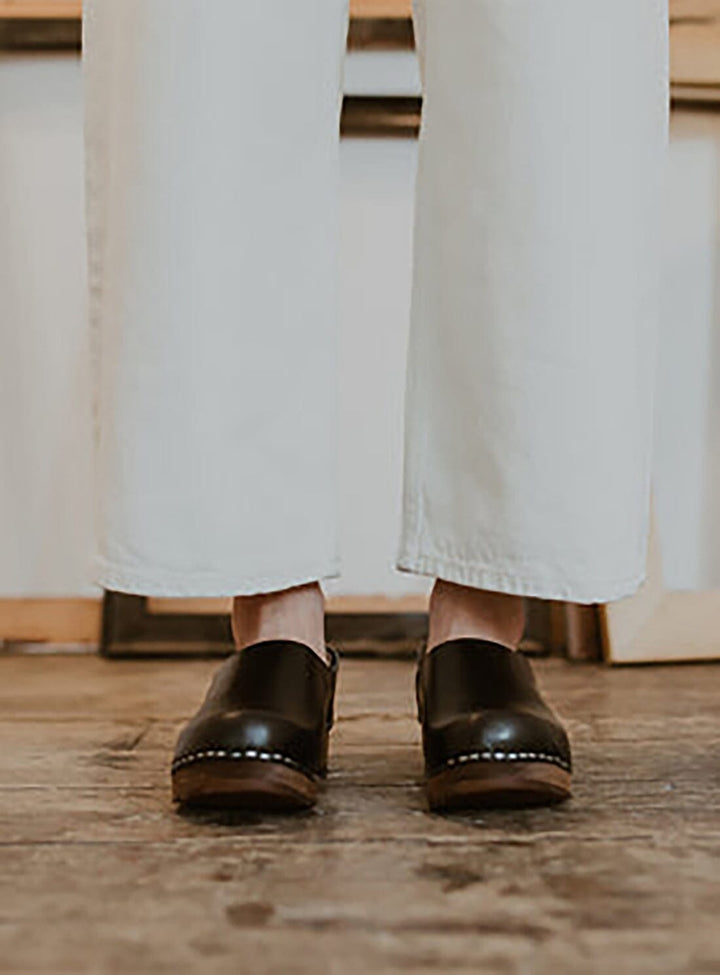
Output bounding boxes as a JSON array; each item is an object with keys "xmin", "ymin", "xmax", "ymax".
[{"xmin": 171, "ymin": 637, "xmax": 572, "ymax": 812}]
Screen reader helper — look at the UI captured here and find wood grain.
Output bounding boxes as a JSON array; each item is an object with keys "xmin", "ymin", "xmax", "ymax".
[{"xmin": 1, "ymin": 652, "xmax": 720, "ymax": 972}]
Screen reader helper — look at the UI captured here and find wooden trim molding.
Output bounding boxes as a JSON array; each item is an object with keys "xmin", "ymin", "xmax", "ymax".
[
  {"xmin": 0, "ymin": 0, "xmax": 411, "ymax": 17},
  {"xmin": 99, "ymin": 593, "xmax": 432, "ymax": 658},
  {"xmin": 147, "ymin": 594, "xmax": 428, "ymax": 616},
  {"xmin": 0, "ymin": 593, "xmax": 564, "ymax": 659},
  {"xmin": 0, "ymin": 595, "xmax": 429, "ymax": 649},
  {"xmin": 0, "ymin": 0, "xmax": 718, "ymax": 102},
  {"xmin": 353, "ymin": 0, "xmax": 411, "ymax": 15},
  {"xmin": 0, "ymin": 1, "xmax": 79, "ymax": 15},
  {"xmin": 0, "ymin": 598, "xmax": 102, "ymax": 645},
  {"xmin": 671, "ymin": 0, "xmax": 720, "ymax": 89}
]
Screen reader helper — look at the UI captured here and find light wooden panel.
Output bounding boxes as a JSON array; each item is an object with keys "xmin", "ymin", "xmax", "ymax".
[
  {"xmin": 0, "ymin": 598, "xmax": 101, "ymax": 644},
  {"xmin": 671, "ymin": 0, "xmax": 720, "ymax": 90},
  {"xmin": 1, "ymin": 0, "xmax": 719, "ymax": 94},
  {"xmin": 352, "ymin": 0, "xmax": 411, "ymax": 14},
  {"xmin": 147, "ymin": 595, "xmax": 427, "ymax": 616},
  {"xmin": 0, "ymin": 0, "xmax": 412, "ymax": 18},
  {"xmin": 0, "ymin": 0, "xmax": 79, "ymax": 15}
]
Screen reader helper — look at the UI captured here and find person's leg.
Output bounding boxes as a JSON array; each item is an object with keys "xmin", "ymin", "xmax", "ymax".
[
  {"xmin": 232, "ymin": 583, "xmax": 327, "ymax": 659},
  {"xmin": 84, "ymin": 0, "xmax": 349, "ymax": 806},
  {"xmin": 426, "ymin": 581, "xmax": 525, "ymax": 651},
  {"xmin": 401, "ymin": 0, "xmax": 668, "ymax": 624},
  {"xmin": 84, "ymin": 0, "xmax": 348, "ymax": 638},
  {"xmin": 403, "ymin": 0, "xmax": 669, "ymax": 808}
]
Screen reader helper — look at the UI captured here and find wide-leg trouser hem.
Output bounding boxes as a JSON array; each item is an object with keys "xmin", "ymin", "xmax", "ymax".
[
  {"xmin": 400, "ymin": 0, "xmax": 667, "ymax": 605},
  {"xmin": 396, "ymin": 552, "xmax": 646, "ymax": 605},
  {"xmin": 94, "ymin": 557, "xmax": 342, "ymax": 599}
]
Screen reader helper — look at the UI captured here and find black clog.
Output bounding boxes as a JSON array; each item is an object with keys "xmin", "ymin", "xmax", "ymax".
[
  {"xmin": 416, "ymin": 638, "xmax": 572, "ymax": 810},
  {"xmin": 172, "ymin": 639, "xmax": 338, "ymax": 810}
]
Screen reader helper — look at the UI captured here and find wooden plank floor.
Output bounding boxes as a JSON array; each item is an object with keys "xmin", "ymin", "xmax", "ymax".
[{"xmin": 1, "ymin": 653, "xmax": 720, "ymax": 973}]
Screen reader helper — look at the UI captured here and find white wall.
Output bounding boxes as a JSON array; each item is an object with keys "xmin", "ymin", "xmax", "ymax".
[
  {"xmin": 0, "ymin": 54, "xmax": 93, "ymax": 597},
  {"xmin": 1, "ymin": 50, "xmax": 720, "ymax": 598},
  {"xmin": 654, "ymin": 110, "xmax": 720, "ymax": 590}
]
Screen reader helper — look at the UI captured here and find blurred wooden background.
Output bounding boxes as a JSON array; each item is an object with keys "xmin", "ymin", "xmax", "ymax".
[
  {"xmin": 0, "ymin": 0, "xmax": 718, "ymax": 658},
  {"xmin": 0, "ymin": 0, "xmax": 718, "ymax": 99}
]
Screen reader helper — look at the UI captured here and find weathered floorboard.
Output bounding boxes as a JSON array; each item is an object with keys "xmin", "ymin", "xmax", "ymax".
[{"xmin": 0, "ymin": 654, "xmax": 719, "ymax": 973}]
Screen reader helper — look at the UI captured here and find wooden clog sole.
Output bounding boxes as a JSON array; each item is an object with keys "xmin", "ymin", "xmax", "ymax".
[
  {"xmin": 426, "ymin": 760, "xmax": 571, "ymax": 811},
  {"xmin": 172, "ymin": 759, "xmax": 318, "ymax": 810}
]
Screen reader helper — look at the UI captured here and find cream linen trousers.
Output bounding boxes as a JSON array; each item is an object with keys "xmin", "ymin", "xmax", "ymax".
[{"xmin": 83, "ymin": 0, "xmax": 669, "ymax": 604}]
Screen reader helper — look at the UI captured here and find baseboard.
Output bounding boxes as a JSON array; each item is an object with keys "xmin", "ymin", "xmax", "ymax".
[
  {"xmin": 0, "ymin": 598, "xmax": 102, "ymax": 645},
  {"xmin": 0, "ymin": 593, "xmax": 585, "ymax": 660}
]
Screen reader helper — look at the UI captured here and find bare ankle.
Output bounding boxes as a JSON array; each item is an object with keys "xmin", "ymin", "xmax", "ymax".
[
  {"xmin": 427, "ymin": 579, "xmax": 526, "ymax": 652},
  {"xmin": 232, "ymin": 582, "xmax": 328, "ymax": 665}
]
